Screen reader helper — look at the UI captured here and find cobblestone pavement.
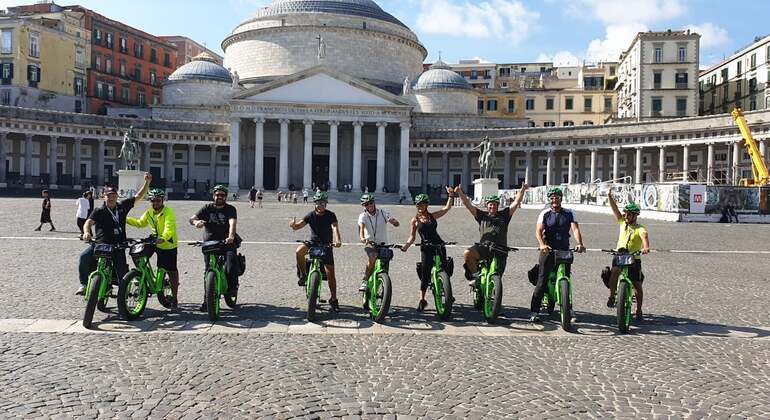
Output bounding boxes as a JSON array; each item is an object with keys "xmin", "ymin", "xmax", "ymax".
[{"xmin": 1, "ymin": 197, "xmax": 770, "ymax": 417}]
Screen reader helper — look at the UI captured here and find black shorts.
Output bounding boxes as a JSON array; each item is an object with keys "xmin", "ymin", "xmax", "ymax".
[
  {"xmin": 155, "ymin": 248, "xmax": 178, "ymax": 273},
  {"xmin": 612, "ymin": 258, "xmax": 643, "ymax": 283},
  {"xmin": 468, "ymin": 244, "xmax": 508, "ymax": 275},
  {"xmin": 306, "ymin": 247, "xmax": 334, "ymax": 267}
]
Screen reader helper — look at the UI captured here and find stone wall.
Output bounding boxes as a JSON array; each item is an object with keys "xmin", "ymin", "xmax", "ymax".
[
  {"xmin": 412, "ymin": 113, "xmax": 526, "ymax": 134},
  {"xmin": 413, "ymin": 89, "xmax": 477, "ymax": 114},
  {"xmin": 162, "ymin": 80, "xmax": 236, "ymax": 107}
]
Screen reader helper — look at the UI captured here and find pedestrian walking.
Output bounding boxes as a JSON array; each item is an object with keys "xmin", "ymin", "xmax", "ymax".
[
  {"xmin": 257, "ymin": 189, "xmax": 263, "ymax": 208},
  {"xmin": 35, "ymin": 190, "xmax": 56, "ymax": 231},
  {"xmin": 303, "ymin": 188, "xmax": 309, "ymax": 203},
  {"xmin": 249, "ymin": 186, "xmax": 258, "ymax": 208},
  {"xmin": 76, "ymin": 191, "xmax": 91, "ymax": 239}
]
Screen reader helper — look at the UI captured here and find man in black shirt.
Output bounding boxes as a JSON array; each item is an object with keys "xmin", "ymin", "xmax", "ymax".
[
  {"xmin": 290, "ymin": 191, "xmax": 342, "ymax": 312},
  {"xmin": 456, "ymin": 185, "xmax": 527, "ymax": 287},
  {"xmin": 190, "ymin": 184, "xmax": 239, "ymax": 311},
  {"xmin": 76, "ymin": 173, "xmax": 151, "ymax": 295}
]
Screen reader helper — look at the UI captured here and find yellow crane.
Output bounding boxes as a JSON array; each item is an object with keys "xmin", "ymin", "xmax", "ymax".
[{"xmin": 731, "ymin": 107, "xmax": 769, "ymax": 187}]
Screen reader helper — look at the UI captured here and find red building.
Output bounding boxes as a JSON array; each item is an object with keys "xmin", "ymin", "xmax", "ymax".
[{"xmin": 66, "ymin": 6, "xmax": 178, "ymax": 114}]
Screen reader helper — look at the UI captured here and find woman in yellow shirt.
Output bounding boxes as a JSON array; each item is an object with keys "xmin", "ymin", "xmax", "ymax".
[{"xmin": 606, "ymin": 189, "xmax": 650, "ymax": 321}]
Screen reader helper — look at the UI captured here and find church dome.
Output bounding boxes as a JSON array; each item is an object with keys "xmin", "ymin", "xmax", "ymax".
[
  {"xmin": 414, "ymin": 60, "xmax": 470, "ymax": 91},
  {"xmin": 246, "ymin": 0, "xmax": 407, "ymax": 28},
  {"xmin": 168, "ymin": 52, "xmax": 232, "ymax": 83}
]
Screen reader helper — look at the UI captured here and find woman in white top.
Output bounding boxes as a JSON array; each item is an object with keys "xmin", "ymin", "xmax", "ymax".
[{"xmin": 75, "ymin": 191, "xmax": 91, "ymax": 239}]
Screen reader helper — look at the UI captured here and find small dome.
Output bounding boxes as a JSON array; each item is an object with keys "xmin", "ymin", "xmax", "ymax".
[
  {"xmin": 168, "ymin": 55, "xmax": 232, "ymax": 83},
  {"xmin": 246, "ymin": 0, "xmax": 407, "ymax": 28},
  {"xmin": 414, "ymin": 60, "xmax": 469, "ymax": 91}
]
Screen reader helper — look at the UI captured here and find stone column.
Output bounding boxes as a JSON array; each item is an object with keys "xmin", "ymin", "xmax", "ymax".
[
  {"xmin": 503, "ymin": 150, "xmax": 511, "ymax": 188},
  {"xmin": 524, "ymin": 150, "xmax": 532, "ymax": 185},
  {"xmin": 612, "ymin": 147, "xmax": 620, "ymax": 181},
  {"xmin": 228, "ymin": 118, "xmax": 240, "ymax": 193},
  {"xmin": 442, "ymin": 151, "xmax": 449, "ymax": 187},
  {"xmin": 142, "ymin": 140, "xmax": 150, "ymax": 173},
  {"xmin": 567, "ymin": 149, "xmax": 574, "ymax": 184},
  {"xmin": 682, "ymin": 144, "xmax": 690, "ymax": 181},
  {"xmin": 96, "ymin": 139, "xmax": 106, "ymax": 187},
  {"xmin": 399, "ymin": 122, "xmax": 410, "ymax": 195},
  {"xmin": 658, "ymin": 146, "xmax": 666, "ymax": 182},
  {"xmin": 73, "ymin": 139, "xmax": 82, "ymax": 187},
  {"xmin": 23, "ymin": 134, "xmax": 33, "ymax": 188},
  {"xmin": 328, "ymin": 120, "xmax": 339, "ymax": 192},
  {"xmin": 707, "ymin": 143, "xmax": 715, "ymax": 185},
  {"xmin": 254, "ymin": 118, "xmax": 265, "ymax": 190},
  {"xmin": 352, "ymin": 121, "xmax": 363, "ymax": 192},
  {"xmin": 375, "ymin": 122, "xmax": 387, "ymax": 192},
  {"xmin": 187, "ymin": 143, "xmax": 196, "ymax": 193},
  {"xmin": 732, "ymin": 141, "xmax": 741, "ymax": 185},
  {"xmin": 0, "ymin": 132, "xmax": 6, "ymax": 187},
  {"xmin": 421, "ymin": 150, "xmax": 428, "ymax": 192},
  {"xmin": 303, "ymin": 119, "xmax": 314, "ymax": 190},
  {"xmin": 48, "ymin": 136, "xmax": 58, "ymax": 188},
  {"xmin": 545, "ymin": 149, "xmax": 553, "ymax": 186},
  {"xmin": 634, "ymin": 147, "xmax": 642, "ymax": 184},
  {"xmin": 590, "ymin": 148, "xmax": 597, "ymax": 182},
  {"xmin": 462, "ymin": 150, "xmax": 470, "ymax": 191},
  {"xmin": 164, "ymin": 143, "xmax": 173, "ymax": 192},
  {"xmin": 278, "ymin": 119, "xmax": 290, "ymax": 190},
  {"xmin": 209, "ymin": 145, "xmax": 218, "ymax": 186}
]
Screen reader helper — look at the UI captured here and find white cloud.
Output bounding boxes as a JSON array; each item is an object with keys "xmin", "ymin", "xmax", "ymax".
[
  {"xmin": 686, "ymin": 23, "xmax": 729, "ymax": 49},
  {"xmin": 536, "ymin": 51, "xmax": 581, "ymax": 66},
  {"xmin": 416, "ymin": 0, "xmax": 539, "ymax": 45},
  {"xmin": 566, "ymin": 0, "xmax": 686, "ymax": 25},
  {"xmin": 585, "ymin": 23, "xmax": 648, "ymax": 61}
]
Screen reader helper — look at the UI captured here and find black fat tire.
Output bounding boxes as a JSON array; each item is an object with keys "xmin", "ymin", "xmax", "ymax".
[
  {"xmin": 156, "ymin": 276, "xmax": 173, "ymax": 309},
  {"xmin": 559, "ymin": 279, "xmax": 572, "ymax": 332},
  {"xmin": 117, "ymin": 270, "xmax": 147, "ymax": 321},
  {"xmin": 486, "ymin": 275, "xmax": 503, "ymax": 324},
  {"xmin": 372, "ymin": 272, "xmax": 392, "ymax": 324},
  {"xmin": 307, "ymin": 272, "xmax": 321, "ymax": 322},
  {"xmin": 205, "ymin": 271, "xmax": 219, "ymax": 322},
  {"xmin": 83, "ymin": 275, "xmax": 102, "ymax": 329},
  {"xmin": 437, "ymin": 271, "xmax": 453, "ymax": 320},
  {"xmin": 617, "ymin": 282, "xmax": 632, "ymax": 334}
]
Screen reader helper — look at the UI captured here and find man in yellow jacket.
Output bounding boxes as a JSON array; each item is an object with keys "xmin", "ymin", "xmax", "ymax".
[{"xmin": 127, "ymin": 188, "xmax": 180, "ymax": 307}]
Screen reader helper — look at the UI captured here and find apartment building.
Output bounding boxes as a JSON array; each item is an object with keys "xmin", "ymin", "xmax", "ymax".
[
  {"xmin": 160, "ymin": 35, "xmax": 222, "ymax": 66},
  {"xmin": 699, "ymin": 34, "xmax": 770, "ymax": 115},
  {"xmin": 616, "ymin": 29, "xmax": 700, "ymax": 121}
]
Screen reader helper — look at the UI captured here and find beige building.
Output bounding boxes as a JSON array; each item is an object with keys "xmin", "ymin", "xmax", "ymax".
[
  {"xmin": 699, "ymin": 34, "xmax": 770, "ymax": 115},
  {"xmin": 617, "ymin": 29, "xmax": 700, "ymax": 121},
  {"xmin": 448, "ymin": 59, "xmax": 496, "ymax": 89},
  {"xmin": 0, "ymin": 6, "xmax": 90, "ymax": 112},
  {"xmin": 160, "ymin": 35, "xmax": 223, "ymax": 66}
]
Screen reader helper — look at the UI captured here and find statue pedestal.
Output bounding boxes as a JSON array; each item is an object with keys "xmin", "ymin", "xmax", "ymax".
[
  {"xmin": 473, "ymin": 178, "xmax": 500, "ymax": 204},
  {"xmin": 118, "ymin": 170, "xmax": 144, "ymax": 198}
]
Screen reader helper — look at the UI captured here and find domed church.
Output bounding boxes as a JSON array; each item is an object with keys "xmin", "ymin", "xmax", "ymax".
[{"xmin": 156, "ymin": 0, "xmax": 524, "ymax": 194}]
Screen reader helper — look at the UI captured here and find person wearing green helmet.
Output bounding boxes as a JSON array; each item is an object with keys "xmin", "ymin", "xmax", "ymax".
[
  {"xmin": 401, "ymin": 186, "xmax": 455, "ymax": 310},
  {"xmin": 605, "ymin": 188, "xmax": 650, "ymax": 321},
  {"xmin": 455, "ymin": 183, "xmax": 529, "ymax": 286},
  {"xmin": 190, "ymin": 184, "xmax": 240, "ymax": 312},
  {"xmin": 530, "ymin": 185, "xmax": 586, "ymax": 323},
  {"xmin": 357, "ymin": 193, "xmax": 400, "ymax": 292},
  {"xmin": 290, "ymin": 189, "xmax": 342, "ymax": 312},
  {"xmin": 127, "ymin": 188, "xmax": 180, "ymax": 307}
]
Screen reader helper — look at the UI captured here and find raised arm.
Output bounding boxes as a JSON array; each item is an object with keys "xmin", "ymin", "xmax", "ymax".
[
  {"xmin": 134, "ymin": 172, "xmax": 152, "ymax": 201},
  {"xmin": 289, "ymin": 217, "xmax": 307, "ymax": 231},
  {"xmin": 454, "ymin": 186, "xmax": 477, "ymax": 218},
  {"xmin": 607, "ymin": 188, "xmax": 623, "ymax": 221},
  {"xmin": 509, "ymin": 184, "xmax": 529, "ymax": 214},
  {"xmin": 433, "ymin": 186, "xmax": 455, "ymax": 219}
]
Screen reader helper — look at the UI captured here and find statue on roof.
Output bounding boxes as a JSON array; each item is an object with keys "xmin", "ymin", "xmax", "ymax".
[{"xmin": 402, "ymin": 76, "xmax": 411, "ymax": 96}]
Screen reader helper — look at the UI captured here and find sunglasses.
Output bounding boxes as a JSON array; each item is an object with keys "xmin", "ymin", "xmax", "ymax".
[
  {"xmin": 151, "ymin": 198, "xmax": 163, "ymax": 202},
  {"xmin": 214, "ymin": 193, "xmax": 227, "ymax": 198}
]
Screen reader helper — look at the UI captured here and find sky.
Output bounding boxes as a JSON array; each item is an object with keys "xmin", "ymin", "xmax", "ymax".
[{"xmin": 0, "ymin": 0, "xmax": 766, "ymax": 69}]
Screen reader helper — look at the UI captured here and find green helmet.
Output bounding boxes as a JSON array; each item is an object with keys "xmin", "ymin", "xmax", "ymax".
[
  {"xmin": 413, "ymin": 193, "xmax": 430, "ymax": 205},
  {"xmin": 547, "ymin": 187, "xmax": 563, "ymax": 198},
  {"xmin": 313, "ymin": 191, "xmax": 329, "ymax": 202},
  {"xmin": 484, "ymin": 194, "xmax": 500, "ymax": 204},
  {"xmin": 147, "ymin": 188, "xmax": 165, "ymax": 199},
  {"xmin": 360, "ymin": 193, "xmax": 375, "ymax": 205},
  {"xmin": 624, "ymin": 202, "xmax": 641, "ymax": 214},
  {"xmin": 212, "ymin": 184, "xmax": 228, "ymax": 194}
]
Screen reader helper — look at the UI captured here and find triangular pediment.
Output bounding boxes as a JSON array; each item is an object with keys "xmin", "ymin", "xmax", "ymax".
[{"xmin": 233, "ymin": 66, "xmax": 410, "ymax": 107}]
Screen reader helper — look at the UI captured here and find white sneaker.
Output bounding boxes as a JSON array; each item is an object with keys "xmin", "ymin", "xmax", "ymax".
[{"xmin": 75, "ymin": 285, "xmax": 85, "ymax": 296}]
